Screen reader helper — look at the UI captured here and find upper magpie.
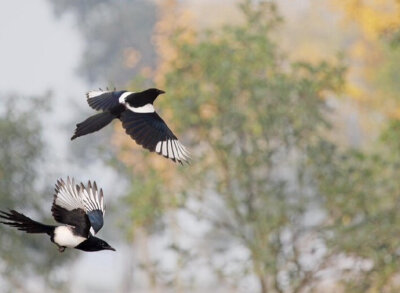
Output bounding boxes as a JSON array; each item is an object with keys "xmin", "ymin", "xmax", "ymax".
[
  {"xmin": 71, "ymin": 88, "xmax": 190, "ymax": 164},
  {"xmin": 0, "ymin": 177, "xmax": 115, "ymax": 253}
]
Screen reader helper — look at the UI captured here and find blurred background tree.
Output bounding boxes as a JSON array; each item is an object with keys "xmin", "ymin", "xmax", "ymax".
[
  {"xmin": 3, "ymin": 0, "xmax": 395, "ymax": 292},
  {"xmin": 49, "ymin": 0, "xmax": 157, "ymax": 85},
  {"xmin": 151, "ymin": 1, "xmax": 346, "ymax": 292},
  {"xmin": 109, "ymin": 1, "xmax": 349, "ymax": 292},
  {"xmin": 0, "ymin": 95, "xmax": 74, "ymax": 292},
  {"xmin": 330, "ymin": 0, "xmax": 400, "ymax": 135},
  {"xmin": 311, "ymin": 139, "xmax": 400, "ymax": 292}
]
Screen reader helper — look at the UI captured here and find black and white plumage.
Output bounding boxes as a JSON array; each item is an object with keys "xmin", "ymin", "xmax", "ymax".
[
  {"xmin": 71, "ymin": 88, "xmax": 190, "ymax": 164},
  {"xmin": 52, "ymin": 178, "xmax": 105, "ymax": 236},
  {"xmin": 0, "ymin": 178, "xmax": 115, "ymax": 253}
]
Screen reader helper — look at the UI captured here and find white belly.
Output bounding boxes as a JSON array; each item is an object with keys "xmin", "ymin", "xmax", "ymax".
[{"xmin": 54, "ymin": 226, "xmax": 86, "ymax": 248}]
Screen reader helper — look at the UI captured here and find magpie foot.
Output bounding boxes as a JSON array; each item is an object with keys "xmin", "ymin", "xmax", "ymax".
[{"xmin": 58, "ymin": 246, "xmax": 66, "ymax": 253}]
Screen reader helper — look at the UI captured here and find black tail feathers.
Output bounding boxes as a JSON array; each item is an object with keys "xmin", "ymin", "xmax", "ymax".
[
  {"xmin": 71, "ymin": 111, "xmax": 116, "ymax": 140},
  {"xmin": 0, "ymin": 210, "xmax": 54, "ymax": 235}
]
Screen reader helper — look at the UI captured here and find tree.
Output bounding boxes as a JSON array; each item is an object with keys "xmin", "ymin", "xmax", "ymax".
[
  {"xmin": 331, "ymin": 0, "xmax": 400, "ymax": 121},
  {"xmin": 47, "ymin": 0, "xmax": 400, "ymax": 291},
  {"xmin": 0, "ymin": 96, "xmax": 72, "ymax": 292},
  {"xmin": 309, "ymin": 119, "xmax": 400, "ymax": 292},
  {"xmin": 48, "ymin": 0, "xmax": 157, "ymax": 85},
  {"xmin": 117, "ymin": 1, "xmax": 345, "ymax": 292}
]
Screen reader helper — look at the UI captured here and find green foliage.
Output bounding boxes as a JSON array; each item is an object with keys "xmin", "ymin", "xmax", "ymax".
[
  {"xmin": 310, "ymin": 124, "xmax": 400, "ymax": 292},
  {"xmin": 120, "ymin": 170, "xmax": 167, "ymax": 240},
  {"xmin": 374, "ymin": 43, "xmax": 400, "ymax": 99},
  {"xmin": 159, "ymin": 1, "xmax": 346, "ymax": 291},
  {"xmin": 105, "ymin": 1, "xmax": 400, "ymax": 292}
]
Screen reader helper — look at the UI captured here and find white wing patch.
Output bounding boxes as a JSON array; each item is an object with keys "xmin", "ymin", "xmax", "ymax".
[
  {"xmin": 162, "ymin": 141, "xmax": 168, "ymax": 156},
  {"xmin": 167, "ymin": 140, "xmax": 174, "ymax": 159},
  {"xmin": 155, "ymin": 140, "xmax": 190, "ymax": 163},
  {"xmin": 119, "ymin": 91, "xmax": 134, "ymax": 103},
  {"xmin": 54, "ymin": 177, "xmax": 105, "ymax": 214},
  {"xmin": 155, "ymin": 141, "xmax": 162, "ymax": 153},
  {"xmin": 80, "ymin": 181, "xmax": 105, "ymax": 215},
  {"xmin": 118, "ymin": 91, "xmax": 154, "ymax": 113},
  {"xmin": 54, "ymin": 177, "xmax": 84, "ymax": 211}
]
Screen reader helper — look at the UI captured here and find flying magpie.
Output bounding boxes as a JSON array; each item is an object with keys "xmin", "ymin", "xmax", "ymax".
[
  {"xmin": 0, "ymin": 177, "xmax": 115, "ymax": 253},
  {"xmin": 71, "ymin": 88, "xmax": 190, "ymax": 164}
]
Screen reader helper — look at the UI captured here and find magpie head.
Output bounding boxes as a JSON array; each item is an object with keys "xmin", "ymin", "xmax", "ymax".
[
  {"xmin": 75, "ymin": 236, "xmax": 116, "ymax": 252},
  {"xmin": 153, "ymin": 88, "xmax": 165, "ymax": 95},
  {"xmin": 141, "ymin": 88, "xmax": 165, "ymax": 101},
  {"xmin": 98, "ymin": 239, "xmax": 116, "ymax": 251}
]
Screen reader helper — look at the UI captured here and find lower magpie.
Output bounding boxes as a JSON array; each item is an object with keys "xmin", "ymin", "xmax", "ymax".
[
  {"xmin": 0, "ymin": 177, "xmax": 115, "ymax": 253},
  {"xmin": 71, "ymin": 88, "xmax": 190, "ymax": 164}
]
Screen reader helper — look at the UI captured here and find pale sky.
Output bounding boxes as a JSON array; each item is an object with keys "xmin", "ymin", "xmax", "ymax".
[{"xmin": 0, "ymin": 1, "xmax": 86, "ymax": 95}]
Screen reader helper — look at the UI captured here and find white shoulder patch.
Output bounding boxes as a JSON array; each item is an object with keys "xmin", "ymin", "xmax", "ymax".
[
  {"xmin": 119, "ymin": 91, "xmax": 134, "ymax": 103},
  {"xmin": 126, "ymin": 103, "xmax": 155, "ymax": 113}
]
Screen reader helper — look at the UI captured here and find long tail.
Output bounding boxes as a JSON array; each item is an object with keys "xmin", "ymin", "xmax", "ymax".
[
  {"xmin": 0, "ymin": 210, "xmax": 55, "ymax": 235},
  {"xmin": 71, "ymin": 111, "xmax": 116, "ymax": 140}
]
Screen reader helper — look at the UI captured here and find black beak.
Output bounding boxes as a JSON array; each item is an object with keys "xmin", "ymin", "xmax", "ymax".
[
  {"xmin": 158, "ymin": 90, "xmax": 165, "ymax": 94},
  {"xmin": 107, "ymin": 246, "xmax": 116, "ymax": 251}
]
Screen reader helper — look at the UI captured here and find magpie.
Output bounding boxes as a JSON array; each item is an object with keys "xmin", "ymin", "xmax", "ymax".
[
  {"xmin": 71, "ymin": 88, "xmax": 190, "ymax": 164},
  {"xmin": 0, "ymin": 177, "xmax": 115, "ymax": 253}
]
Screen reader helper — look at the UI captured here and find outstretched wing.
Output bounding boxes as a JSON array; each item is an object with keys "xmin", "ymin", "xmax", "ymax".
[
  {"xmin": 52, "ymin": 177, "xmax": 90, "ymax": 237},
  {"xmin": 120, "ymin": 111, "xmax": 190, "ymax": 164},
  {"xmin": 86, "ymin": 90, "xmax": 126, "ymax": 111},
  {"xmin": 52, "ymin": 178, "xmax": 106, "ymax": 237},
  {"xmin": 80, "ymin": 181, "xmax": 105, "ymax": 235}
]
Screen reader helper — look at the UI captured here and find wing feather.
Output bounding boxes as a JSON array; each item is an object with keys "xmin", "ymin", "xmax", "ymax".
[
  {"xmin": 80, "ymin": 180, "xmax": 105, "ymax": 234},
  {"xmin": 86, "ymin": 90, "xmax": 126, "ymax": 111},
  {"xmin": 120, "ymin": 111, "xmax": 190, "ymax": 164},
  {"xmin": 53, "ymin": 177, "xmax": 84, "ymax": 211},
  {"xmin": 52, "ymin": 178, "xmax": 105, "ymax": 236}
]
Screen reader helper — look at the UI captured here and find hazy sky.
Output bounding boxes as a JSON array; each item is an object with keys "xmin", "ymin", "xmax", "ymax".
[{"xmin": 0, "ymin": 0, "xmax": 85, "ymax": 96}]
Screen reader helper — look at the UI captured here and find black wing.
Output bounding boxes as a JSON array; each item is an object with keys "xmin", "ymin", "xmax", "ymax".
[
  {"xmin": 86, "ymin": 90, "xmax": 126, "ymax": 111},
  {"xmin": 51, "ymin": 206, "xmax": 90, "ymax": 237},
  {"xmin": 79, "ymin": 181, "xmax": 105, "ymax": 235},
  {"xmin": 52, "ymin": 178, "xmax": 91, "ymax": 237},
  {"xmin": 52, "ymin": 178, "xmax": 106, "ymax": 235},
  {"xmin": 120, "ymin": 111, "xmax": 190, "ymax": 164}
]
